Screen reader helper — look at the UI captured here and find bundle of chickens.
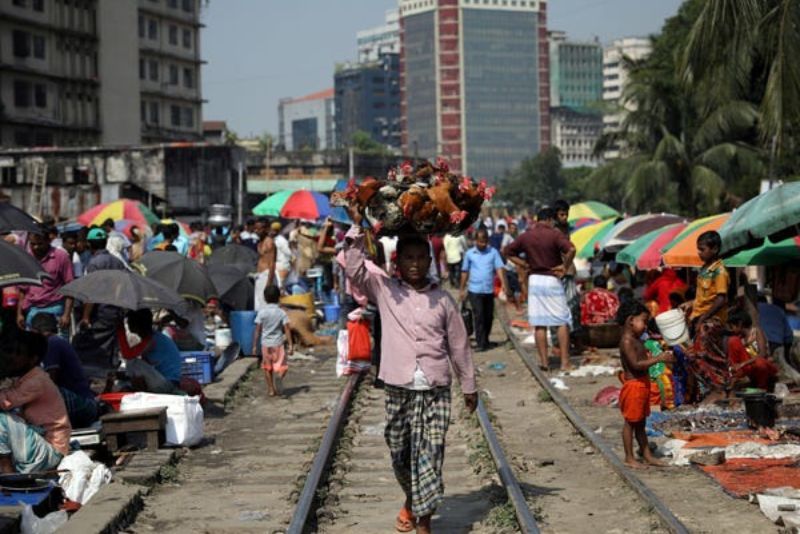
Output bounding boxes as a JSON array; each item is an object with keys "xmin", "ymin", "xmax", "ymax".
[{"xmin": 331, "ymin": 158, "xmax": 496, "ymax": 236}]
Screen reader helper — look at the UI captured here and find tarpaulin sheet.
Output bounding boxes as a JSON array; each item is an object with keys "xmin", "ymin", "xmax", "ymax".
[
  {"xmin": 671, "ymin": 430, "xmax": 773, "ymax": 449},
  {"xmin": 701, "ymin": 458, "xmax": 800, "ymax": 498}
]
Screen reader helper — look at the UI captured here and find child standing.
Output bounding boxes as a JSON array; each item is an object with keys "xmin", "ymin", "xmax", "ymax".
[
  {"xmin": 253, "ymin": 285, "xmax": 293, "ymax": 397},
  {"xmin": 684, "ymin": 231, "xmax": 729, "ymax": 327},
  {"xmin": 617, "ymin": 300, "xmax": 673, "ymax": 469}
]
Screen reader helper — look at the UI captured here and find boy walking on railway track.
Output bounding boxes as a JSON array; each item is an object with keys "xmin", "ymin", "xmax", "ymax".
[
  {"xmin": 344, "ymin": 208, "xmax": 478, "ymax": 534},
  {"xmin": 253, "ymin": 285, "xmax": 293, "ymax": 397},
  {"xmin": 617, "ymin": 300, "xmax": 673, "ymax": 468}
]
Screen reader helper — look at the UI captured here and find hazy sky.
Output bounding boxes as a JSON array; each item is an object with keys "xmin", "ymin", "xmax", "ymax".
[{"xmin": 201, "ymin": 0, "xmax": 684, "ymax": 137}]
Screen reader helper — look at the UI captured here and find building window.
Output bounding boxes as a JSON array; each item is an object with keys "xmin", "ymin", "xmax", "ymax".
[
  {"xmin": 168, "ymin": 0, "xmax": 178, "ymax": 7},
  {"xmin": 148, "ymin": 19, "xmax": 158, "ymax": 40},
  {"xmin": 183, "ymin": 107, "xmax": 194, "ymax": 128},
  {"xmin": 183, "ymin": 67, "xmax": 194, "ymax": 88},
  {"xmin": 182, "ymin": 0, "xmax": 194, "ymax": 13},
  {"xmin": 34, "ymin": 84, "xmax": 46, "ymax": 108},
  {"xmin": 149, "ymin": 59, "xmax": 159, "ymax": 81},
  {"xmin": 139, "ymin": 58, "xmax": 146, "ymax": 79},
  {"xmin": 32, "ymin": 35, "xmax": 45, "ymax": 59},
  {"xmin": 169, "ymin": 25, "xmax": 178, "ymax": 45},
  {"xmin": 150, "ymin": 102, "xmax": 160, "ymax": 125},
  {"xmin": 1, "ymin": 167, "xmax": 17, "ymax": 187},
  {"xmin": 182, "ymin": 28, "xmax": 192, "ymax": 48},
  {"xmin": 141, "ymin": 101, "xmax": 147, "ymax": 123},
  {"xmin": 171, "ymin": 105, "xmax": 181, "ymax": 126},
  {"xmin": 169, "ymin": 64, "xmax": 178, "ymax": 85},
  {"xmin": 13, "ymin": 80, "xmax": 30, "ymax": 108},
  {"xmin": 32, "ymin": 0, "xmax": 43, "ymax": 11},
  {"xmin": 12, "ymin": 30, "xmax": 30, "ymax": 58},
  {"xmin": 138, "ymin": 14, "xmax": 145, "ymax": 38}
]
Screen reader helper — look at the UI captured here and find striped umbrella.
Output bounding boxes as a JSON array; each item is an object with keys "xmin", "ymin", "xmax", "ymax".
[
  {"xmin": 571, "ymin": 218, "xmax": 617, "ymax": 259},
  {"xmin": 616, "ymin": 223, "xmax": 688, "ymax": 270},
  {"xmin": 252, "ymin": 190, "xmax": 331, "ymax": 220},
  {"xmin": 661, "ymin": 213, "xmax": 730, "ymax": 267},
  {"xmin": 568, "ymin": 201, "xmax": 620, "ymax": 223},
  {"xmin": 600, "ymin": 213, "xmax": 685, "ymax": 253},
  {"xmin": 252, "ymin": 190, "xmax": 293, "ymax": 217},
  {"xmin": 78, "ymin": 200, "xmax": 160, "ymax": 228}
]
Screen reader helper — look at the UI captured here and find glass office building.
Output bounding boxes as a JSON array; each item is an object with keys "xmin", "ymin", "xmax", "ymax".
[{"xmin": 402, "ymin": 9, "xmax": 438, "ymax": 160}]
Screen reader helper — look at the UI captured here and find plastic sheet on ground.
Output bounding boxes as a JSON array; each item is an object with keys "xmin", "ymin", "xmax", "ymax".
[
  {"xmin": 671, "ymin": 430, "xmax": 773, "ymax": 449},
  {"xmin": 549, "ymin": 378, "xmax": 569, "ymax": 390},
  {"xmin": 725, "ymin": 442, "xmax": 800, "ymax": 460},
  {"xmin": 560, "ymin": 364, "xmax": 618, "ymax": 378},
  {"xmin": 20, "ymin": 506, "xmax": 67, "ymax": 534},
  {"xmin": 701, "ymin": 458, "xmax": 800, "ymax": 498},
  {"xmin": 756, "ymin": 493, "xmax": 800, "ymax": 526},
  {"xmin": 58, "ymin": 450, "xmax": 112, "ymax": 504}
]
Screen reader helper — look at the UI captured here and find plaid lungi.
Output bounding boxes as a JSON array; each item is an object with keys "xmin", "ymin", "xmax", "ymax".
[{"xmin": 384, "ymin": 385, "xmax": 451, "ymax": 518}]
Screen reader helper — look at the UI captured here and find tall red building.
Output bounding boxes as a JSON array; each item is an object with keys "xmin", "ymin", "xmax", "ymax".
[{"xmin": 399, "ymin": 0, "xmax": 549, "ymax": 179}]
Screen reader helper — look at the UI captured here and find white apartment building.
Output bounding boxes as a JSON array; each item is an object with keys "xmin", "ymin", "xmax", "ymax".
[
  {"xmin": 602, "ymin": 37, "xmax": 651, "ymax": 159},
  {"xmin": 356, "ymin": 9, "xmax": 399, "ymax": 63}
]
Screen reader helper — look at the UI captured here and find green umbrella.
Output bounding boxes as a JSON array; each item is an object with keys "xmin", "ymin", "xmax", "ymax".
[
  {"xmin": 568, "ymin": 201, "xmax": 620, "ymax": 223},
  {"xmin": 252, "ymin": 190, "xmax": 293, "ymax": 217},
  {"xmin": 720, "ymin": 181, "xmax": 800, "ymax": 254},
  {"xmin": 724, "ymin": 236, "xmax": 800, "ymax": 267}
]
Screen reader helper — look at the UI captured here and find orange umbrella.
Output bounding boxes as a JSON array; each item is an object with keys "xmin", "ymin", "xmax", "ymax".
[{"xmin": 661, "ymin": 213, "xmax": 730, "ymax": 267}]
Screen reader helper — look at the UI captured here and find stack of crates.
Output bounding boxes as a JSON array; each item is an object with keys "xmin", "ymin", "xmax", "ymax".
[{"xmin": 180, "ymin": 351, "xmax": 214, "ymax": 385}]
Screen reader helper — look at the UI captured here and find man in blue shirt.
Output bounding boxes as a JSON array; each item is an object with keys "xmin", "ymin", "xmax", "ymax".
[
  {"xmin": 460, "ymin": 229, "xmax": 507, "ymax": 352},
  {"xmin": 758, "ymin": 297, "xmax": 794, "ymax": 355},
  {"xmin": 124, "ymin": 308, "xmax": 183, "ymax": 394}
]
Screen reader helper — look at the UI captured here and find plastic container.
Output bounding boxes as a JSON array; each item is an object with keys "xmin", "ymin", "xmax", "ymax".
[
  {"xmin": 230, "ymin": 310, "xmax": 257, "ymax": 356},
  {"xmin": 97, "ymin": 392, "xmax": 134, "ymax": 412},
  {"xmin": 655, "ymin": 309, "xmax": 689, "ymax": 346},
  {"xmin": 180, "ymin": 351, "xmax": 214, "ymax": 385},
  {"xmin": 214, "ymin": 327, "xmax": 232, "ymax": 349},
  {"xmin": 737, "ymin": 390, "xmax": 782, "ymax": 428},
  {"xmin": 322, "ymin": 304, "xmax": 341, "ymax": 323}
]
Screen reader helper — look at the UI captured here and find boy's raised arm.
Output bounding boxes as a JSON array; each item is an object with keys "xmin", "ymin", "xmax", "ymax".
[{"xmin": 344, "ymin": 226, "xmax": 382, "ymax": 304}]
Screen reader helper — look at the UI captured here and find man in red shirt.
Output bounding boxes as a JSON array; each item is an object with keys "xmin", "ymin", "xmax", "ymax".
[
  {"xmin": 17, "ymin": 232, "xmax": 74, "ymax": 333},
  {"xmin": 642, "ymin": 268, "xmax": 687, "ymax": 315},
  {"xmin": 506, "ymin": 208, "xmax": 575, "ymax": 371}
]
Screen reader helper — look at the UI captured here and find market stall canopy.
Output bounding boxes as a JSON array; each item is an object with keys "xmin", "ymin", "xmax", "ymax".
[
  {"xmin": 0, "ymin": 202, "xmax": 43, "ymax": 233},
  {"xmin": 600, "ymin": 213, "xmax": 685, "ymax": 253},
  {"xmin": 60, "ymin": 270, "xmax": 187, "ymax": 315},
  {"xmin": 719, "ymin": 181, "xmax": 800, "ymax": 254},
  {"xmin": 571, "ymin": 218, "xmax": 617, "ymax": 259},
  {"xmin": 615, "ymin": 223, "xmax": 687, "ymax": 270},
  {"xmin": 0, "ymin": 240, "xmax": 47, "ymax": 288},
  {"xmin": 568, "ymin": 201, "xmax": 620, "ymax": 224},
  {"xmin": 724, "ymin": 236, "xmax": 800, "ymax": 267},
  {"xmin": 138, "ymin": 251, "xmax": 218, "ymax": 305},
  {"xmin": 661, "ymin": 213, "xmax": 730, "ymax": 268},
  {"xmin": 78, "ymin": 199, "xmax": 160, "ymax": 228}
]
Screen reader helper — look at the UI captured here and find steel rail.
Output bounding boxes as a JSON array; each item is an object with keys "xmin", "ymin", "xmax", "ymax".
[
  {"xmin": 497, "ymin": 305, "xmax": 690, "ymax": 534},
  {"xmin": 287, "ymin": 373, "xmax": 361, "ymax": 534}
]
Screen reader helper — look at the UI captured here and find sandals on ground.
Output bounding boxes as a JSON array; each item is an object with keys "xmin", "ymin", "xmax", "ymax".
[{"xmin": 395, "ymin": 506, "xmax": 416, "ymax": 532}]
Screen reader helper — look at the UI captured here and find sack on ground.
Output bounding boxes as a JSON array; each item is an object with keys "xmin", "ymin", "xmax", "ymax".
[
  {"xmin": 120, "ymin": 393, "xmax": 204, "ymax": 447},
  {"xmin": 58, "ymin": 450, "xmax": 112, "ymax": 504}
]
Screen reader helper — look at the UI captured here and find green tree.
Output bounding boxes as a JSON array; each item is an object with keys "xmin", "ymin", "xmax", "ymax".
[
  {"xmin": 497, "ymin": 147, "xmax": 565, "ymax": 209},
  {"xmin": 351, "ymin": 130, "xmax": 391, "ymax": 155}
]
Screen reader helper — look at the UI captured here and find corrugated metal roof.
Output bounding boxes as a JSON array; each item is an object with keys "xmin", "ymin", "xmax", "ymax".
[{"xmin": 247, "ymin": 179, "xmax": 339, "ymax": 194}]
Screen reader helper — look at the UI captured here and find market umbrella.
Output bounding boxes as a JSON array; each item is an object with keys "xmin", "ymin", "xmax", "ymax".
[
  {"xmin": 600, "ymin": 213, "xmax": 685, "ymax": 253},
  {"xmin": 0, "ymin": 202, "xmax": 42, "ymax": 233},
  {"xmin": 252, "ymin": 190, "xmax": 293, "ymax": 217},
  {"xmin": 661, "ymin": 213, "xmax": 730, "ymax": 267},
  {"xmin": 138, "ymin": 251, "xmax": 218, "ymax": 305},
  {"xmin": 719, "ymin": 181, "xmax": 800, "ymax": 254},
  {"xmin": 0, "ymin": 240, "xmax": 47, "ymax": 288},
  {"xmin": 60, "ymin": 270, "xmax": 187, "ymax": 315},
  {"xmin": 571, "ymin": 217, "xmax": 601, "ymax": 232},
  {"xmin": 78, "ymin": 199, "xmax": 160, "ymax": 229},
  {"xmin": 207, "ymin": 264, "xmax": 254, "ymax": 310},
  {"xmin": 160, "ymin": 218, "xmax": 191, "ymax": 238},
  {"xmin": 207, "ymin": 244, "xmax": 258, "ymax": 271},
  {"xmin": 571, "ymin": 218, "xmax": 617, "ymax": 259},
  {"xmin": 568, "ymin": 201, "xmax": 620, "ymax": 223},
  {"xmin": 280, "ymin": 190, "xmax": 330, "ymax": 220},
  {"xmin": 724, "ymin": 236, "xmax": 800, "ymax": 267},
  {"xmin": 615, "ymin": 223, "xmax": 688, "ymax": 270}
]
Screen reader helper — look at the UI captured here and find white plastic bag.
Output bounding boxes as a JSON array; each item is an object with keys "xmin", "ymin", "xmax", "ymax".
[
  {"xmin": 58, "ymin": 450, "xmax": 113, "ymax": 505},
  {"xmin": 120, "ymin": 393, "xmax": 204, "ymax": 447},
  {"xmin": 20, "ymin": 505, "xmax": 67, "ymax": 534},
  {"xmin": 336, "ymin": 329, "xmax": 348, "ymax": 378}
]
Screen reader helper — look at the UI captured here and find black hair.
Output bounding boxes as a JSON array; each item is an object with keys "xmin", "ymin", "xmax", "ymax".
[
  {"xmin": 617, "ymin": 286, "xmax": 635, "ymax": 304},
  {"xmin": 697, "ymin": 230, "xmax": 722, "ymax": 251},
  {"xmin": 496, "ymin": 223, "xmax": 506, "ymax": 230},
  {"xmin": 396, "ymin": 235, "xmax": 430, "ymax": 258},
  {"xmin": 537, "ymin": 207, "xmax": 555, "ymax": 222},
  {"xmin": 668, "ymin": 291, "xmax": 685, "ymax": 309},
  {"xmin": 30, "ymin": 312, "xmax": 58, "ymax": 335},
  {"xmin": 592, "ymin": 275, "xmax": 608, "ymax": 289},
  {"xmin": 245, "ymin": 218, "xmax": 255, "ymax": 226},
  {"xmin": 1, "ymin": 330, "xmax": 47, "ymax": 368},
  {"xmin": 61, "ymin": 230, "xmax": 78, "ymax": 241},
  {"xmin": 88, "ymin": 238, "xmax": 107, "ymax": 251},
  {"xmin": 553, "ymin": 199, "xmax": 570, "ymax": 213},
  {"xmin": 728, "ymin": 309, "xmax": 753, "ymax": 328},
  {"xmin": 616, "ymin": 299, "xmax": 649, "ymax": 325},
  {"xmin": 475, "ymin": 228, "xmax": 490, "ymax": 240},
  {"xmin": 102, "ymin": 218, "xmax": 115, "ymax": 229},
  {"xmin": 164, "ymin": 245, "xmax": 178, "ymax": 252},
  {"xmin": 263, "ymin": 284, "xmax": 280, "ymax": 304},
  {"xmin": 127, "ymin": 308, "xmax": 154, "ymax": 335},
  {"xmin": 190, "ymin": 222, "xmax": 203, "ymax": 232}
]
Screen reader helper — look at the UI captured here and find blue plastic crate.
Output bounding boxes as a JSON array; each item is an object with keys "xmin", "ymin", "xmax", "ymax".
[{"xmin": 180, "ymin": 351, "xmax": 214, "ymax": 385}]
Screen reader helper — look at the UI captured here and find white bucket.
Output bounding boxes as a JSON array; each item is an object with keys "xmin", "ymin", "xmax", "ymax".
[
  {"xmin": 214, "ymin": 327, "xmax": 232, "ymax": 349},
  {"xmin": 655, "ymin": 309, "xmax": 689, "ymax": 346}
]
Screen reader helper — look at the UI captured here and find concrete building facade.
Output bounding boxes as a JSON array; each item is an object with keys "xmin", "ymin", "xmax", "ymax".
[
  {"xmin": 357, "ymin": 8, "xmax": 400, "ymax": 63},
  {"xmin": 0, "ymin": 0, "xmax": 204, "ymax": 149},
  {"xmin": 334, "ymin": 52, "xmax": 401, "ymax": 150},
  {"xmin": 278, "ymin": 89, "xmax": 336, "ymax": 152},
  {"xmin": 550, "ymin": 107, "xmax": 602, "ymax": 168},
  {"xmin": 399, "ymin": 0, "xmax": 549, "ymax": 180},
  {"xmin": 602, "ymin": 36, "xmax": 651, "ymax": 159}
]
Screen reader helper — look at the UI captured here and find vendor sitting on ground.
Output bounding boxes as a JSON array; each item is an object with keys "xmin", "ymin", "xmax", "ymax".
[
  {"xmin": 726, "ymin": 310, "xmax": 778, "ymax": 392},
  {"xmin": 0, "ymin": 331, "xmax": 71, "ymax": 474},
  {"xmin": 31, "ymin": 313, "xmax": 99, "ymax": 428},
  {"xmin": 119, "ymin": 309, "xmax": 182, "ymax": 394},
  {"xmin": 580, "ymin": 275, "xmax": 620, "ymax": 326}
]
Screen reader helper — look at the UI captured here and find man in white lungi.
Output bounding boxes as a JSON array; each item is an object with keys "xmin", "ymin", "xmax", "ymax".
[{"xmin": 506, "ymin": 207, "xmax": 576, "ymax": 371}]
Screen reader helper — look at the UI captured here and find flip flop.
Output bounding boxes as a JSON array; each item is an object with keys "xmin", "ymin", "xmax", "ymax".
[{"xmin": 395, "ymin": 507, "xmax": 416, "ymax": 532}]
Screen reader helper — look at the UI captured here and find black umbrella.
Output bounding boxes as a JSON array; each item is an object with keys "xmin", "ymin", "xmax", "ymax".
[
  {"xmin": 207, "ymin": 244, "xmax": 258, "ymax": 271},
  {"xmin": 137, "ymin": 251, "xmax": 218, "ymax": 305},
  {"xmin": 0, "ymin": 202, "xmax": 42, "ymax": 233},
  {"xmin": 0, "ymin": 240, "xmax": 47, "ymax": 288},
  {"xmin": 207, "ymin": 264, "xmax": 254, "ymax": 310},
  {"xmin": 60, "ymin": 270, "xmax": 188, "ymax": 315}
]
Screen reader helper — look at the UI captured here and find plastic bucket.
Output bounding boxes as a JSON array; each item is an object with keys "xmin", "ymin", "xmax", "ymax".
[
  {"xmin": 322, "ymin": 304, "xmax": 341, "ymax": 323},
  {"xmin": 230, "ymin": 311, "xmax": 257, "ymax": 356},
  {"xmin": 214, "ymin": 328, "xmax": 232, "ymax": 349},
  {"xmin": 739, "ymin": 391, "xmax": 781, "ymax": 428},
  {"xmin": 655, "ymin": 309, "xmax": 689, "ymax": 346},
  {"xmin": 98, "ymin": 392, "xmax": 133, "ymax": 412}
]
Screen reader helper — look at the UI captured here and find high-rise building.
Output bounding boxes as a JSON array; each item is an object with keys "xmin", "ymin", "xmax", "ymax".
[
  {"xmin": 357, "ymin": 9, "xmax": 400, "ymax": 63},
  {"xmin": 278, "ymin": 89, "xmax": 336, "ymax": 151},
  {"xmin": 399, "ymin": 0, "xmax": 549, "ymax": 180},
  {"xmin": 335, "ymin": 53, "xmax": 401, "ymax": 150},
  {"xmin": 0, "ymin": 0, "xmax": 204, "ymax": 148},
  {"xmin": 602, "ymin": 37, "xmax": 651, "ymax": 159},
  {"xmin": 549, "ymin": 31, "xmax": 603, "ymax": 167}
]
